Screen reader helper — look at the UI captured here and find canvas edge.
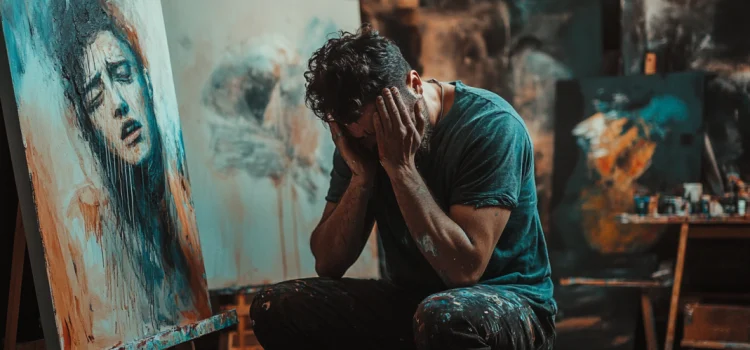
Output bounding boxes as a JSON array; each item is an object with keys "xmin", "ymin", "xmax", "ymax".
[
  {"xmin": 0, "ymin": 18, "xmax": 62, "ymax": 350},
  {"xmin": 109, "ymin": 310, "xmax": 238, "ymax": 350}
]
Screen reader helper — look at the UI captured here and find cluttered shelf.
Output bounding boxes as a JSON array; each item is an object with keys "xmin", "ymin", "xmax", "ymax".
[
  {"xmin": 618, "ymin": 180, "xmax": 750, "ymax": 226},
  {"xmin": 617, "ymin": 214, "xmax": 750, "ymax": 225}
]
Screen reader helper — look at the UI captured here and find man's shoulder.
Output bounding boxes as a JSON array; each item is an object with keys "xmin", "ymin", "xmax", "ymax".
[
  {"xmin": 453, "ymin": 82, "xmax": 526, "ymax": 126},
  {"xmin": 455, "ymin": 81, "xmax": 515, "ymax": 114},
  {"xmin": 449, "ymin": 82, "xmax": 530, "ymax": 143}
]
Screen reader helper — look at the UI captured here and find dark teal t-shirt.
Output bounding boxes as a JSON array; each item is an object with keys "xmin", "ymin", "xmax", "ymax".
[{"xmin": 325, "ymin": 81, "xmax": 556, "ymax": 317}]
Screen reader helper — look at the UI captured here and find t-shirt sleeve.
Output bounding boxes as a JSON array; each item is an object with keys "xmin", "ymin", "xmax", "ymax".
[
  {"xmin": 325, "ymin": 148, "xmax": 353, "ymax": 203},
  {"xmin": 450, "ymin": 114, "xmax": 532, "ymax": 209}
]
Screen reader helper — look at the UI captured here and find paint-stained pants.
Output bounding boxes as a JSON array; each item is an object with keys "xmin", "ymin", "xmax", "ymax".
[{"xmin": 250, "ymin": 278, "xmax": 555, "ymax": 350}]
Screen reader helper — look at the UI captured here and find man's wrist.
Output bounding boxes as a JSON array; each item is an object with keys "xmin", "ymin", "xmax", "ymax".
[
  {"xmin": 350, "ymin": 174, "xmax": 375, "ymax": 191},
  {"xmin": 387, "ymin": 162, "xmax": 419, "ymax": 184}
]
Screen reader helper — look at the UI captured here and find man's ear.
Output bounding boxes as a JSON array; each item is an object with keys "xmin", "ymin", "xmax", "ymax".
[{"xmin": 405, "ymin": 70, "xmax": 422, "ymax": 96}]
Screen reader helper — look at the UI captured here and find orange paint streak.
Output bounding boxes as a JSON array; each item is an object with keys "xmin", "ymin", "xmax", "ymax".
[
  {"xmin": 575, "ymin": 115, "xmax": 664, "ymax": 253},
  {"xmin": 579, "ymin": 178, "xmax": 661, "ymax": 253},
  {"xmin": 66, "ymin": 183, "xmax": 107, "ymax": 244},
  {"xmin": 166, "ymin": 167, "xmax": 211, "ymax": 320},
  {"xmin": 21, "ymin": 117, "xmax": 94, "ymax": 347},
  {"xmin": 291, "ymin": 186, "xmax": 301, "ymax": 277},
  {"xmin": 369, "ymin": 225, "xmax": 379, "ymax": 263},
  {"xmin": 274, "ymin": 182, "xmax": 288, "ymax": 279},
  {"xmin": 592, "ymin": 123, "xmax": 638, "ymax": 178},
  {"xmin": 287, "ymin": 105, "xmax": 320, "ymax": 166},
  {"xmin": 103, "ymin": 2, "xmax": 149, "ymax": 68},
  {"xmin": 624, "ymin": 140, "xmax": 656, "ymax": 178},
  {"xmin": 225, "ymin": 176, "xmax": 245, "ymax": 283}
]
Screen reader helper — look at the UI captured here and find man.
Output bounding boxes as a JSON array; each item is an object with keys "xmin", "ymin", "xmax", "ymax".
[{"xmin": 250, "ymin": 23, "xmax": 556, "ymax": 350}]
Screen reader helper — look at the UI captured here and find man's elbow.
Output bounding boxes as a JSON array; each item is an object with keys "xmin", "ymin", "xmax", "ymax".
[
  {"xmin": 440, "ymin": 265, "xmax": 485, "ymax": 289},
  {"xmin": 315, "ymin": 260, "xmax": 346, "ymax": 280}
]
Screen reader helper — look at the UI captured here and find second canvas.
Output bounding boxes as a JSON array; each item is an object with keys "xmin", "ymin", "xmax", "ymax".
[{"xmin": 162, "ymin": 0, "xmax": 380, "ymax": 290}]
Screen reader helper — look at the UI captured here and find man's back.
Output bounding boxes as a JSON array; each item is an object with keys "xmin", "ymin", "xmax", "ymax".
[{"xmin": 327, "ymin": 81, "xmax": 556, "ymax": 317}]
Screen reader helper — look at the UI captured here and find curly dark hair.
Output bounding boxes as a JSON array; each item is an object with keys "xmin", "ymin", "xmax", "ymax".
[{"xmin": 304, "ymin": 23, "xmax": 413, "ymax": 125}]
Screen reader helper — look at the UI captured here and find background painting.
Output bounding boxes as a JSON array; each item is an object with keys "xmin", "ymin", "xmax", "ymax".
[
  {"xmin": 621, "ymin": 0, "xmax": 750, "ymax": 191},
  {"xmin": 551, "ymin": 72, "xmax": 704, "ymax": 254},
  {"xmin": 0, "ymin": 0, "xmax": 211, "ymax": 347},
  {"xmin": 162, "ymin": 0, "xmax": 380, "ymax": 291}
]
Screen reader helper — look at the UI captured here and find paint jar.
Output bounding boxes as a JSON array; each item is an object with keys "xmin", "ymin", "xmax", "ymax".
[
  {"xmin": 674, "ymin": 197, "xmax": 686, "ymax": 216},
  {"xmin": 660, "ymin": 196, "xmax": 677, "ymax": 216},
  {"xmin": 710, "ymin": 200, "xmax": 724, "ymax": 216},
  {"xmin": 683, "ymin": 183, "xmax": 703, "ymax": 203},
  {"xmin": 634, "ymin": 196, "xmax": 650, "ymax": 216},
  {"xmin": 739, "ymin": 198, "xmax": 747, "ymax": 216},
  {"xmin": 699, "ymin": 195, "xmax": 711, "ymax": 215},
  {"xmin": 648, "ymin": 195, "xmax": 660, "ymax": 216}
]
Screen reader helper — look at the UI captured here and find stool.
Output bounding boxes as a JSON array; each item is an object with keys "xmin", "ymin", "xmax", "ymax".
[{"xmin": 560, "ymin": 261, "xmax": 673, "ymax": 350}]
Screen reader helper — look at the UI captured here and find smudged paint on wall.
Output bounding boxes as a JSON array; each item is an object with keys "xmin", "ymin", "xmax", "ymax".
[
  {"xmin": 162, "ymin": 0, "xmax": 380, "ymax": 291},
  {"xmin": 551, "ymin": 72, "xmax": 704, "ymax": 254},
  {"xmin": 0, "ymin": 0, "xmax": 211, "ymax": 348},
  {"xmin": 622, "ymin": 0, "xmax": 750, "ymax": 188}
]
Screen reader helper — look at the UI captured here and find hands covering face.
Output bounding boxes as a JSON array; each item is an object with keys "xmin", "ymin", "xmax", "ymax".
[{"xmin": 373, "ymin": 87, "xmax": 426, "ymax": 174}]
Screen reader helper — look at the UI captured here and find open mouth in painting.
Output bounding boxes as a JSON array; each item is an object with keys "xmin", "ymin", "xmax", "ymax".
[{"xmin": 121, "ymin": 119, "xmax": 143, "ymax": 147}]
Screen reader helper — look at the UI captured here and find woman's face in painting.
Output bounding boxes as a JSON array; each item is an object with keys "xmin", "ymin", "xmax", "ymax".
[{"xmin": 80, "ymin": 30, "xmax": 154, "ymax": 166}]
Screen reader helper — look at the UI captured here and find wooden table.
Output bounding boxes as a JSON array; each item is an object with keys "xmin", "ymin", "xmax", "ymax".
[{"xmin": 616, "ymin": 214, "xmax": 750, "ymax": 350}]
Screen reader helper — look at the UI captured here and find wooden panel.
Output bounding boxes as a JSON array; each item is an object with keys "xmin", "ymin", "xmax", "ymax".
[{"xmin": 683, "ymin": 303, "xmax": 750, "ymax": 344}]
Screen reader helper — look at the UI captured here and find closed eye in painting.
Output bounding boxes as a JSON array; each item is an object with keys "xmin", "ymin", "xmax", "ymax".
[{"xmin": 80, "ymin": 31, "xmax": 153, "ymax": 166}]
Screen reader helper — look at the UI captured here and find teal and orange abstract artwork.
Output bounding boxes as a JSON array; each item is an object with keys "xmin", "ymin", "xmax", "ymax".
[
  {"xmin": 0, "ymin": 0, "xmax": 213, "ymax": 348},
  {"xmin": 162, "ymin": 0, "xmax": 380, "ymax": 292}
]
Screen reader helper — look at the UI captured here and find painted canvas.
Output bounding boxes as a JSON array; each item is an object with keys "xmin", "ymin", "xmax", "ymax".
[
  {"xmin": 621, "ymin": 0, "xmax": 750, "ymax": 190},
  {"xmin": 551, "ymin": 72, "xmax": 704, "ymax": 254},
  {"xmin": 161, "ymin": 0, "xmax": 380, "ymax": 291},
  {"xmin": 0, "ymin": 0, "xmax": 212, "ymax": 347}
]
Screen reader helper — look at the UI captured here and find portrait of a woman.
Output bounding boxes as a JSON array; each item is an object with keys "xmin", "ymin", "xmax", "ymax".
[{"xmin": 37, "ymin": 0, "xmax": 210, "ymax": 346}]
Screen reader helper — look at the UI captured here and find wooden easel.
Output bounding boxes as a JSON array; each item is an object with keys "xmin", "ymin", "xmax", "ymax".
[
  {"xmin": 218, "ymin": 292, "xmax": 262, "ymax": 350},
  {"xmin": 4, "ymin": 204, "xmax": 25, "ymax": 350}
]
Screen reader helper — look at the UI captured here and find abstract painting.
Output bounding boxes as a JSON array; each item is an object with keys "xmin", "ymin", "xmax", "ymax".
[
  {"xmin": 551, "ymin": 72, "xmax": 704, "ymax": 254},
  {"xmin": 0, "ymin": 0, "xmax": 212, "ymax": 347},
  {"xmin": 621, "ymin": 0, "xmax": 750, "ymax": 189},
  {"xmin": 162, "ymin": 0, "xmax": 380, "ymax": 291},
  {"xmin": 621, "ymin": 0, "xmax": 750, "ymax": 75}
]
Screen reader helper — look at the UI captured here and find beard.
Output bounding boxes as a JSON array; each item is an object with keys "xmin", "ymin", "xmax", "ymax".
[{"xmin": 415, "ymin": 100, "xmax": 433, "ymax": 159}]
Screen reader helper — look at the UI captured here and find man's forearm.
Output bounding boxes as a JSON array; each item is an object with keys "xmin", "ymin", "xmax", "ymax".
[
  {"xmin": 310, "ymin": 176, "xmax": 374, "ymax": 278},
  {"xmin": 388, "ymin": 165, "xmax": 483, "ymax": 287}
]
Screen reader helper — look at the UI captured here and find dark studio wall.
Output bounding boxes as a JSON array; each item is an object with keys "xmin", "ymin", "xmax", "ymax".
[{"xmin": 0, "ymin": 105, "xmax": 43, "ymax": 343}]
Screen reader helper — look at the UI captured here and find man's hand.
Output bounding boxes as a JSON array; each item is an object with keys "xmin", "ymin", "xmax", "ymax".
[
  {"xmin": 328, "ymin": 118, "xmax": 376, "ymax": 183},
  {"xmin": 373, "ymin": 87, "xmax": 426, "ymax": 175}
]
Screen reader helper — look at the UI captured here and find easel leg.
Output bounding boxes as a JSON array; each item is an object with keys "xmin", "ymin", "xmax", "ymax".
[
  {"xmin": 4, "ymin": 206, "xmax": 25, "ymax": 350},
  {"xmin": 641, "ymin": 291, "xmax": 658, "ymax": 350},
  {"xmin": 664, "ymin": 223, "xmax": 689, "ymax": 350},
  {"xmin": 237, "ymin": 294, "xmax": 245, "ymax": 350}
]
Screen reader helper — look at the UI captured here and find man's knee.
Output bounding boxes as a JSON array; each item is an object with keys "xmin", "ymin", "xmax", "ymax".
[
  {"xmin": 413, "ymin": 291, "xmax": 475, "ymax": 345},
  {"xmin": 250, "ymin": 279, "xmax": 315, "ymax": 333}
]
